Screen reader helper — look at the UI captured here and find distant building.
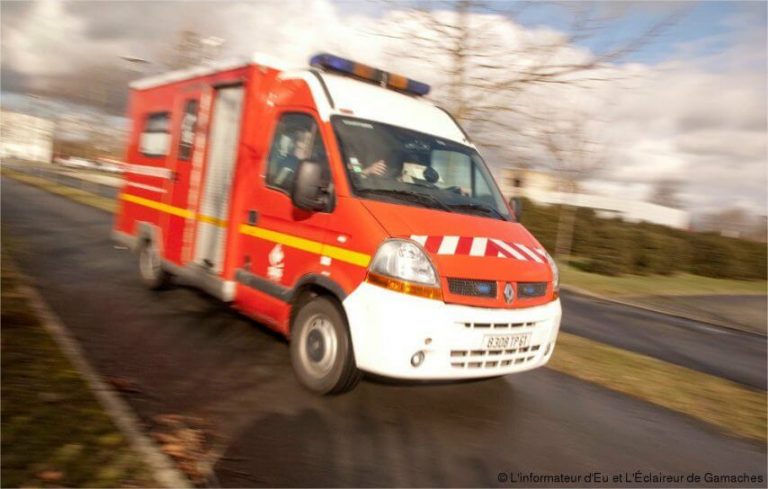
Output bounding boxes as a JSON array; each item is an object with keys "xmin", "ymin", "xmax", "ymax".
[
  {"xmin": 55, "ymin": 112, "xmax": 128, "ymax": 160},
  {"xmin": 0, "ymin": 109, "xmax": 54, "ymax": 163},
  {"xmin": 499, "ymin": 168, "xmax": 691, "ymax": 230}
]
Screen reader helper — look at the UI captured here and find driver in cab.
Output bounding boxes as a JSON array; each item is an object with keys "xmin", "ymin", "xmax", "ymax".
[
  {"xmin": 271, "ymin": 128, "xmax": 313, "ymax": 190},
  {"xmin": 355, "ymin": 149, "xmax": 406, "ymax": 180}
]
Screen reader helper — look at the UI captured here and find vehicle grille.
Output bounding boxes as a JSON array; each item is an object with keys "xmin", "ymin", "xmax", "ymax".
[
  {"xmin": 450, "ymin": 344, "xmax": 542, "ymax": 369},
  {"xmin": 447, "ymin": 278, "xmax": 497, "ymax": 298},
  {"xmin": 517, "ymin": 282, "xmax": 547, "ymax": 298}
]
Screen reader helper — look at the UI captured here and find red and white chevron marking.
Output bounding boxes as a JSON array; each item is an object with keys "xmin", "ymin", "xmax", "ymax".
[{"xmin": 410, "ymin": 235, "xmax": 547, "ymax": 262}]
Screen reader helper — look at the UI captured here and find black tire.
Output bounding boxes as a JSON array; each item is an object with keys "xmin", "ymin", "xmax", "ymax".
[
  {"xmin": 290, "ymin": 295, "xmax": 362, "ymax": 395},
  {"xmin": 138, "ymin": 239, "xmax": 170, "ymax": 290}
]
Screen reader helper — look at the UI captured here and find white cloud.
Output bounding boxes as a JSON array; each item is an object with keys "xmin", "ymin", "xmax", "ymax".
[
  {"xmin": 2, "ymin": 0, "xmax": 765, "ymax": 216},
  {"xmin": 3, "ymin": 0, "xmax": 84, "ymax": 76}
]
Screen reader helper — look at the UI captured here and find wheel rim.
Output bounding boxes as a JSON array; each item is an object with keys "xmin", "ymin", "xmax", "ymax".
[
  {"xmin": 299, "ymin": 314, "xmax": 338, "ymax": 378},
  {"xmin": 140, "ymin": 245, "xmax": 159, "ymax": 281}
]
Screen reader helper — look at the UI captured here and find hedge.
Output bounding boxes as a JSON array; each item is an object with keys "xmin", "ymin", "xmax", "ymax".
[{"xmin": 518, "ymin": 198, "xmax": 766, "ymax": 280}]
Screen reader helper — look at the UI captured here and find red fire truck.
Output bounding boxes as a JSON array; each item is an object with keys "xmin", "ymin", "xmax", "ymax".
[{"xmin": 113, "ymin": 53, "xmax": 562, "ymax": 394}]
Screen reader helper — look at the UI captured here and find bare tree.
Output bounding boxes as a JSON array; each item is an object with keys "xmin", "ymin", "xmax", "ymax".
[
  {"xmin": 536, "ymin": 105, "xmax": 607, "ymax": 257},
  {"xmin": 373, "ymin": 1, "xmax": 685, "ymax": 257},
  {"xmin": 162, "ymin": 30, "xmax": 226, "ymax": 70},
  {"xmin": 375, "ymin": 0, "xmax": 685, "ymax": 151},
  {"xmin": 748, "ymin": 215, "xmax": 768, "ymax": 243},
  {"xmin": 649, "ymin": 178, "xmax": 685, "ymax": 209},
  {"xmin": 698, "ymin": 208, "xmax": 766, "ymax": 241}
]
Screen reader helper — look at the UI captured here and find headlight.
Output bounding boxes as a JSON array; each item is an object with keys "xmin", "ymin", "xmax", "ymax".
[
  {"xmin": 367, "ymin": 239, "xmax": 441, "ymax": 299},
  {"xmin": 370, "ymin": 239, "xmax": 437, "ymax": 285},
  {"xmin": 545, "ymin": 251, "xmax": 560, "ymax": 292}
]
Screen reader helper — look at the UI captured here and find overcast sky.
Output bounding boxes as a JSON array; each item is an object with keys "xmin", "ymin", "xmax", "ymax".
[{"xmin": 1, "ymin": 0, "xmax": 765, "ymax": 216}]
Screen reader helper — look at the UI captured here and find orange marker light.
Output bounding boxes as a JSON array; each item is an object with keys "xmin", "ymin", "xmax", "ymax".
[
  {"xmin": 367, "ymin": 272, "xmax": 442, "ymax": 300},
  {"xmin": 353, "ymin": 63, "xmax": 375, "ymax": 80},
  {"xmin": 388, "ymin": 74, "xmax": 408, "ymax": 90}
]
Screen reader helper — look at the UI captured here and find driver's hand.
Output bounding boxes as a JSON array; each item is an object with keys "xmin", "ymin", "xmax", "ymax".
[{"xmin": 362, "ymin": 160, "xmax": 387, "ymax": 176}]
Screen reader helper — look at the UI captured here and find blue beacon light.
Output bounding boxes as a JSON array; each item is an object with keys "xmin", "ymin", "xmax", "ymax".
[{"xmin": 309, "ymin": 53, "xmax": 431, "ymax": 96}]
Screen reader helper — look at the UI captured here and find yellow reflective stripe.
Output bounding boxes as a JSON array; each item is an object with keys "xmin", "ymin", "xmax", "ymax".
[
  {"xmin": 120, "ymin": 193, "xmax": 370, "ymax": 268},
  {"xmin": 239, "ymin": 224, "xmax": 323, "ymax": 254},
  {"xmin": 322, "ymin": 243, "xmax": 371, "ymax": 267},
  {"xmin": 239, "ymin": 224, "xmax": 371, "ymax": 268},
  {"xmin": 120, "ymin": 193, "xmax": 228, "ymax": 228},
  {"xmin": 120, "ymin": 193, "xmax": 193, "ymax": 219},
  {"xmin": 197, "ymin": 214, "xmax": 228, "ymax": 228}
]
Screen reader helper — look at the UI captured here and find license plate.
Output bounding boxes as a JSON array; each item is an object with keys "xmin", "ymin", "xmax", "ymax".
[{"xmin": 482, "ymin": 333, "xmax": 531, "ymax": 350}]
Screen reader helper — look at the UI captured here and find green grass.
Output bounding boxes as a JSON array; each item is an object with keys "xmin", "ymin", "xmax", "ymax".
[
  {"xmin": 1, "ymin": 168, "xmax": 117, "ymax": 213},
  {"xmin": 1, "ymin": 256, "xmax": 155, "ymax": 488},
  {"xmin": 561, "ymin": 262, "xmax": 766, "ymax": 297},
  {"xmin": 550, "ymin": 333, "xmax": 767, "ymax": 442}
]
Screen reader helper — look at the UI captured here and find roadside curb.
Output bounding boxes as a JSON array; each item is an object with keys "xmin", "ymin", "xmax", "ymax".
[
  {"xmin": 561, "ymin": 284, "xmax": 767, "ymax": 338},
  {"xmin": 12, "ymin": 266, "xmax": 192, "ymax": 488}
]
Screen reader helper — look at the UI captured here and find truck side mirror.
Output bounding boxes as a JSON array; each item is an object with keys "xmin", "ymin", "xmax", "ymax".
[
  {"xmin": 509, "ymin": 196, "xmax": 523, "ymax": 222},
  {"xmin": 292, "ymin": 160, "xmax": 332, "ymax": 212}
]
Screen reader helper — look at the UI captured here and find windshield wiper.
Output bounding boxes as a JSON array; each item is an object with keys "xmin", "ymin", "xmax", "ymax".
[
  {"xmin": 357, "ymin": 188, "xmax": 452, "ymax": 212},
  {"xmin": 447, "ymin": 202, "xmax": 507, "ymax": 220}
]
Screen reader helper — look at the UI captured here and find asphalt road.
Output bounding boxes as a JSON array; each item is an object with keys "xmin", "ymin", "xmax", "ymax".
[
  {"xmin": 2, "ymin": 177, "xmax": 766, "ymax": 487},
  {"xmin": 8, "ymin": 163, "xmax": 767, "ymax": 389},
  {"xmin": 561, "ymin": 294, "xmax": 767, "ymax": 389}
]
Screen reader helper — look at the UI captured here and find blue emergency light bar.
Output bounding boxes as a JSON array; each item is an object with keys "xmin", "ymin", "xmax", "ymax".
[{"xmin": 309, "ymin": 53, "xmax": 431, "ymax": 97}]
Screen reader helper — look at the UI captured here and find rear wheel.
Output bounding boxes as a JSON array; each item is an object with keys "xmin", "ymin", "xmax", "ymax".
[
  {"xmin": 138, "ymin": 239, "xmax": 170, "ymax": 290},
  {"xmin": 290, "ymin": 296, "xmax": 362, "ymax": 394}
]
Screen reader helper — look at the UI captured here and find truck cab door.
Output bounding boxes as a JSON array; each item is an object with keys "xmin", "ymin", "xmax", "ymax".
[{"xmin": 236, "ymin": 110, "xmax": 332, "ymax": 321}]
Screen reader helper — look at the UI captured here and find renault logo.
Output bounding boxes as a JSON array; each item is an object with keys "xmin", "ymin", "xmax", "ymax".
[{"xmin": 503, "ymin": 283, "xmax": 514, "ymax": 304}]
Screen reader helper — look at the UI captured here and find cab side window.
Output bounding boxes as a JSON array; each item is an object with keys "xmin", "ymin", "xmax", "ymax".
[
  {"xmin": 266, "ymin": 113, "xmax": 328, "ymax": 193},
  {"xmin": 140, "ymin": 112, "xmax": 170, "ymax": 157}
]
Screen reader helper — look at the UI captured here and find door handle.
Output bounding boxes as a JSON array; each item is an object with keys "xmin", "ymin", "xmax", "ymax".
[{"xmin": 247, "ymin": 210, "xmax": 259, "ymax": 225}]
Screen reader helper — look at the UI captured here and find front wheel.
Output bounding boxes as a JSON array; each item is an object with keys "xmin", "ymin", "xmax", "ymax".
[{"xmin": 290, "ymin": 296, "xmax": 362, "ymax": 394}]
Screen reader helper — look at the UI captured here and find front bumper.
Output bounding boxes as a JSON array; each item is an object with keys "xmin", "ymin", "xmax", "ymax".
[{"xmin": 343, "ymin": 282, "xmax": 562, "ymax": 380}]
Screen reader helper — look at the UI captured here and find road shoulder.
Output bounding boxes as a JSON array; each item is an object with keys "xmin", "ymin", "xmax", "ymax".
[{"xmin": 1, "ymin": 255, "xmax": 190, "ymax": 488}]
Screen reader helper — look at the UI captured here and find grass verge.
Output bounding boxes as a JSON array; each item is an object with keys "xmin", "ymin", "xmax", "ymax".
[
  {"xmin": 1, "ymin": 256, "xmax": 155, "ymax": 487},
  {"xmin": 561, "ymin": 262, "xmax": 766, "ymax": 297},
  {"xmin": 1, "ymin": 167, "xmax": 116, "ymax": 213},
  {"xmin": 4, "ymin": 165, "xmax": 767, "ymax": 443},
  {"xmin": 561, "ymin": 262, "xmax": 767, "ymax": 333},
  {"xmin": 550, "ymin": 332, "xmax": 767, "ymax": 443}
]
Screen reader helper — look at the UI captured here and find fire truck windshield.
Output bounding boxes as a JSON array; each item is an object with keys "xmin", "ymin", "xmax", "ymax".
[{"xmin": 331, "ymin": 116, "xmax": 511, "ymax": 221}]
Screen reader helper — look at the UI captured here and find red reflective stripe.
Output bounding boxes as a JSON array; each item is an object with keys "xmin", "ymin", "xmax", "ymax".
[
  {"xmin": 424, "ymin": 236, "xmax": 442, "ymax": 253},
  {"xmin": 485, "ymin": 239, "xmax": 506, "ymax": 257},
  {"xmin": 455, "ymin": 236, "xmax": 473, "ymax": 256}
]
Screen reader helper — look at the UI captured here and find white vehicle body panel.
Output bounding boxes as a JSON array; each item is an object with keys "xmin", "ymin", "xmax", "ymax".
[
  {"xmin": 321, "ymin": 73, "xmax": 470, "ymax": 145},
  {"xmin": 344, "ymin": 282, "xmax": 562, "ymax": 379}
]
